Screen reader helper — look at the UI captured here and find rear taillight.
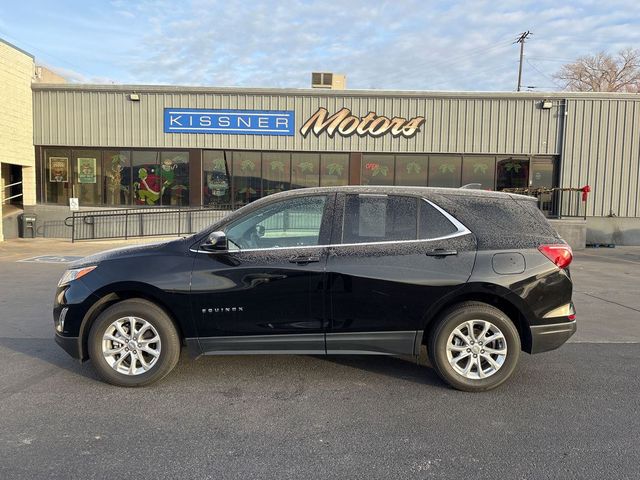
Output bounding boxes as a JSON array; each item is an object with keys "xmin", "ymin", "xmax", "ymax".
[{"xmin": 538, "ymin": 244, "xmax": 573, "ymax": 269}]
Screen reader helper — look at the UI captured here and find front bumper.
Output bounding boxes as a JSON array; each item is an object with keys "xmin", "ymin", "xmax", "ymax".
[
  {"xmin": 53, "ymin": 279, "xmax": 98, "ymax": 361},
  {"xmin": 55, "ymin": 332, "xmax": 82, "ymax": 359},
  {"xmin": 530, "ymin": 319, "xmax": 577, "ymax": 354}
]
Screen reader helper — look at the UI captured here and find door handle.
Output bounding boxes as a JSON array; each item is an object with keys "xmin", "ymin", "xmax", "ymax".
[
  {"xmin": 425, "ymin": 249, "xmax": 458, "ymax": 257},
  {"xmin": 289, "ymin": 255, "xmax": 321, "ymax": 265}
]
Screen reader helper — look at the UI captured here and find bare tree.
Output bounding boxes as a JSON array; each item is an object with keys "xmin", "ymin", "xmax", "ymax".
[{"xmin": 553, "ymin": 48, "xmax": 640, "ymax": 92}]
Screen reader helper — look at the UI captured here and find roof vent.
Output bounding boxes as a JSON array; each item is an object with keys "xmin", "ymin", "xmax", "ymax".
[{"xmin": 311, "ymin": 72, "xmax": 346, "ymax": 90}]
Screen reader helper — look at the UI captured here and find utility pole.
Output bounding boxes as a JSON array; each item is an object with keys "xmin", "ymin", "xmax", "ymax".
[{"xmin": 515, "ymin": 31, "xmax": 532, "ymax": 92}]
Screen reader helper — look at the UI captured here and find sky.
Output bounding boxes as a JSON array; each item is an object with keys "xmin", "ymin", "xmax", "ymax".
[{"xmin": 0, "ymin": 0, "xmax": 639, "ymax": 92}]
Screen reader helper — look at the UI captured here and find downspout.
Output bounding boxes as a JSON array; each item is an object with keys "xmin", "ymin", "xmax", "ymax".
[{"xmin": 556, "ymin": 98, "xmax": 568, "ymax": 218}]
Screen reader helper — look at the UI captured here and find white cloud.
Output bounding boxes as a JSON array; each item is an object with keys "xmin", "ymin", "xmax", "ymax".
[{"xmin": 13, "ymin": 0, "xmax": 640, "ymax": 91}]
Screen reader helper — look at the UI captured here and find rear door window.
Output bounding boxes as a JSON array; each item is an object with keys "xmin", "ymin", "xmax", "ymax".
[
  {"xmin": 342, "ymin": 194, "xmax": 417, "ymax": 243},
  {"xmin": 418, "ymin": 200, "xmax": 459, "ymax": 239}
]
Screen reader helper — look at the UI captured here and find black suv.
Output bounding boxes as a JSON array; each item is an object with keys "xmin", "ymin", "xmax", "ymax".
[{"xmin": 54, "ymin": 186, "xmax": 575, "ymax": 391}]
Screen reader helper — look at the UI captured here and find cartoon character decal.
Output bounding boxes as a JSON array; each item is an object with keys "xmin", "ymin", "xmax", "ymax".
[
  {"xmin": 134, "ymin": 167, "xmax": 161, "ymax": 205},
  {"xmin": 206, "ymin": 172, "xmax": 229, "ymax": 197},
  {"xmin": 134, "ymin": 156, "xmax": 188, "ymax": 205},
  {"xmin": 107, "ymin": 154, "xmax": 130, "ymax": 204}
]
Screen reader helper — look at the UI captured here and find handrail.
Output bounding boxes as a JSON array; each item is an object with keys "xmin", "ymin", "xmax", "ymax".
[
  {"xmin": 68, "ymin": 205, "xmax": 234, "ymax": 242},
  {"xmin": 3, "ymin": 181, "xmax": 22, "ymax": 189},
  {"xmin": 1, "ymin": 180, "xmax": 23, "ymax": 204},
  {"xmin": 501, "ymin": 186, "xmax": 590, "ymax": 219}
]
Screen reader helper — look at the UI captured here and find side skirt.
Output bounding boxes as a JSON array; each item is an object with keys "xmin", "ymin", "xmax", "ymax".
[
  {"xmin": 188, "ymin": 333, "xmax": 326, "ymax": 356},
  {"xmin": 185, "ymin": 331, "xmax": 423, "ymax": 357},
  {"xmin": 326, "ymin": 331, "xmax": 419, "ymax": 356}
]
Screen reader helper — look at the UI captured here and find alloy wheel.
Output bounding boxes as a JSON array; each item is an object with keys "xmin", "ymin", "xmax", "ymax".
[
  {"xmin": 101, "ymin": 316, "xmax": 161, "ymax": 375},
  {"xmin": 445, "ymin": 319, "xmax": 507, "ymax": 380}
]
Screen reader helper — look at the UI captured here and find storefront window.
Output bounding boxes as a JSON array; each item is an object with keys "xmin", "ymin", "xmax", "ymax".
[
  {"xmin": 263, "ymin": 152, "xmax": 291, "ymax": 196},
  {"xmin": 233, "ymin": 151, "xmax": 262, "ymax": 207},
  {"xmin": 496, "ymin": 157, "xmax": 529, "ymax": 190},
  {"xmin": 44, "ymin": 148, "xmax": 71, "ymax": 205},
  {"xmin": 361, "ymin": 154, "xmax": 394, "ymax": 185},
  {"xmin": 73, "ymin": 150, "xmax": 102, "ymax": 206},
  {"xmin": 320, "ymin": 153, "xmax": 349, "ymax": 187},
  {"xmin": 462, "ymin": 156, "xmax": 496, "ymax": 190},
  {"xmin": 160, "ymin": 151, "xmax": 189, "ymax": 206},
  {"xmin": 132, "ymin": 151, "xmax": 161, "ymax": 205},
  {"xmin": 291, "ymin": 153, "xmax": 320, "ymax": 188},
  {"xmin": 203, "ymin": 150, "xmax": 231, "ymax": 207},
  {"xmin": 103, "ymin": 150, "xmax": 131, "ymax": 206},
  {"xmin": 395, "ymin": 155, "xmax": 428, "ymax": 186},
  {"xmin": 428, "ymin": 155, "xmax": 462, "ymax": 188}
]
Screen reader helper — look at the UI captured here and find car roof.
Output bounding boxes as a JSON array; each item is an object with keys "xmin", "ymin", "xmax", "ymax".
[{"xmin": 265, "ymin": 185, "xmax": 535, "ymax": 202}]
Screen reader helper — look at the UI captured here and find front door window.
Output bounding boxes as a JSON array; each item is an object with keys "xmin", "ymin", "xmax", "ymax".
[{"xmin": 225, "ymin": 196, "xmax": 328, "ymax": 250}]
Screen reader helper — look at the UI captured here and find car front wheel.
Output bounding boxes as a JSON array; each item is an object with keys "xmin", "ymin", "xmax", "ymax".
[
  {"xmin": 88, "ymin": 299, "xmax": 180, "ymax": 387},
  {"xmin": 428, "ymin": 301, "xmax": 521, "ymax": 392}
]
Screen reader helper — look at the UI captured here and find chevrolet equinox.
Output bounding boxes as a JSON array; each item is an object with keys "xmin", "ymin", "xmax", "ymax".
[{"xmin": 54, "ymin": 186, "xmax": 576, "ymax": 391}]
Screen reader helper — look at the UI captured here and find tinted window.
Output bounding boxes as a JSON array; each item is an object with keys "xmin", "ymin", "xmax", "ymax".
[
  {"xmin": 342, "ymin": 195, "xmax": 417, "ymax": 243},
  {"xmin": 203, "ymin": 150, "xmax": 231, "ymax": 207},
  {"xmin": 232, "ymin": 151, "xmax": 262, "ymax": 207},
  {"xmin": 291, "ymin": 153, "xmax": 320, "ymax": 188},
  {"xmin": 226, "ymin": 196, "xmax": 327, "ymax": 250},
  {"xmin": 462, "ymin": 156, "xmax": 496, "ymax": 189},
  {"xmin": 320, "ymin": 153, "xmax": 349, "ymax": 187},
  {"xmin": 419, "ymin": 201, "xmax": 459, "ymax": 239},
  {"xmin": 361, "ymin": 154, "xmax": 395, "ymax": 185},
  {"xmin": 429, "ymin": 155, "xmax": 462, "ymax": 188},
  {"xmin": 395, "ymin": 155, "xmax": 428, "ymax": 186}
]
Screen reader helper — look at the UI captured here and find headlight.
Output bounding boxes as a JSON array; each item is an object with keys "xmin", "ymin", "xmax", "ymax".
[{"xmin": 58, "ymin": 266, "xmax": 97, "ymax": 287}]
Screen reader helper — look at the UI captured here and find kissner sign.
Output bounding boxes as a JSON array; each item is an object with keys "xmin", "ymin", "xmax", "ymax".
[
  {"xmin": 164, "ymin": 108, "xmax": 295, "ymax": 136},
  {"xmin": 300, "ymin": 107, "xmax": 425, "ymax": 139}
]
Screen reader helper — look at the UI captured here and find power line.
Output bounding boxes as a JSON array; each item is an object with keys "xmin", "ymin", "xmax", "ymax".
[
  {"xmin": 527, "ymin": 56, "xmax": 575, "ymax": 63},
  {"xmin": 425, "ymin": 61, "xmax": 518, "ymax": 89},
  {"xmin": 515, "ymin": 31, "xmax": 532, "ymax": 92},
  {"xmin": 525, "ymin": 59, "xmax": 564, "ymax": 89},
  {"xmin": 381, "ymin": 38, "xmax": 513, "ymax": 86}
]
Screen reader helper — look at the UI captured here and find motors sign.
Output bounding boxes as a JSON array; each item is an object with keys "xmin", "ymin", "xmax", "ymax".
[
  {"xmin": 164, "ymin": 108, "xmax": 295, "ymax": 136},
  {"xmin": 300, "ymin": 107, "xmax": 425, "ymax": 139}
]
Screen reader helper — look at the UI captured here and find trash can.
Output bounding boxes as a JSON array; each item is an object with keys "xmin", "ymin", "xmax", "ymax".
[{"xmin": 19, "ymin": 214, "xmax": 37, "ymax": 238}]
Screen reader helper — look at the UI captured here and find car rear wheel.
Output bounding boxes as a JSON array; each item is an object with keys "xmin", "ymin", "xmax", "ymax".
[
  {"xmin": 427, "ymin": 301, "xmax": 520, "ymax": 392},
  {"xmin": 88, "ymin": 299, "xmax": 180, "ymax": 387}
]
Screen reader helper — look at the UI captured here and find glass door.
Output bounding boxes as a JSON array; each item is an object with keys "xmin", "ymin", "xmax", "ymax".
[
  {"xmin": 530, "ymin": 156, "xmax": 558, "ymax": 217},
  {"xmin": 496, "ymin": 157, "xmax": 530, "ymax": 191}
]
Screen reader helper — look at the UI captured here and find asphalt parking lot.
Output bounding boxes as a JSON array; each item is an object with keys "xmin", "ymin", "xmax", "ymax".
[{"xmin": 0, "ymin": 238, "xmax": 639, "ymax": 479}]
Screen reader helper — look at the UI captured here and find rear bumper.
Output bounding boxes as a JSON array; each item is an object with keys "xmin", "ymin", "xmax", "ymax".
[{"xmin": 530, "ymin": 319, "xmax": 576, "ymax": 354}]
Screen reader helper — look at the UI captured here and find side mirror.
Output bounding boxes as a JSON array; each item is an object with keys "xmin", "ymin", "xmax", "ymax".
[{"xmin": 201, "ymin": 231, "xmax": 228, "ymax": 252}]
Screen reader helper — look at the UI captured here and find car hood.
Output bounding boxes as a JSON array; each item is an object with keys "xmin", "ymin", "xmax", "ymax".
[{"xmin": 69, "ymin": 239, "xmax": 182, "ymax": 268}]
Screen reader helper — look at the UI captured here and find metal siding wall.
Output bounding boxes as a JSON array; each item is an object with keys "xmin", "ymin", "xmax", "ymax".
[
  {"xmin": 33, "ymin": 87, "xmax": 640, "ymax": 218},
  {"xmin": 561, "ymin": 99, "xmax": 640, "ymax": 217},
  {"xmin": 33, "ymin": 89, "xmax": 561, "ymax": 156}
]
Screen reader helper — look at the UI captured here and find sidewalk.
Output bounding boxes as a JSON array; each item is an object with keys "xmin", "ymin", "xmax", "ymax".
[{"xmin": 0, "ymin": 236, "xmax": 186, "ymax": 261}]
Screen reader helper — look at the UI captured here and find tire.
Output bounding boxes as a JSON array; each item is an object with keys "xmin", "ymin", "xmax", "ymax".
[
  {"xmin": 88, "ymin": 299, "xmax": 180, "ymax": 387},
  {"xmin": 427, "ymin": 301, "xmax": 521, "ymax": 392}
]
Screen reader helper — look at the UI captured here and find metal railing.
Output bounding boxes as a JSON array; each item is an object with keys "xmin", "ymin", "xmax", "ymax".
[
  {"xmin": 501, "ymin": 187, "xmax": 589, "ymax": 219},
  {"xmin": 66, "ymin": 206, "xmax": 233, "ymax": 242},
  {"xmin": 1, "ymin": 180, "xmax": 23, "ymax": 204}
]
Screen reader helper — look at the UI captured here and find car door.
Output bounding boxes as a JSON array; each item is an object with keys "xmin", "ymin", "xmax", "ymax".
[
  {"xmin": 325, "ymin": 193, "xmax": 477, "ymax": 356},
  {"xmin": 190, "ymin": 194, "xmax": 334, "ymax": 354}
]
